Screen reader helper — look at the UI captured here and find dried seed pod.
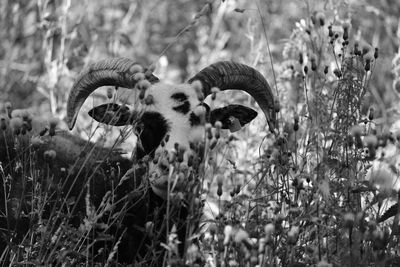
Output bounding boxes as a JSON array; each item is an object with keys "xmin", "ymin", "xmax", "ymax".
[
  {"xmin": 223, "ymin": 225, "xmax": 233, "ymax": 245},
  {"xmin": 304, "ymin": 65, "xmax": 308, "ymax": 74},
  {"xmin": 217, "ymin": 185, "xmax": 223, "ymax": 197},
  {"xmin": 107, "ymin": 87, "xmax": 114, "ymax": 99},
  {"xmin": 129, "ymin": 64, "xmax": 143, "ymax": 74},
  {"xmin": 133, "ymin": 72, "xmax": 145, "ymax": 81},
  {"xmin": 333, "ymin": 68, "xmax": 342, "ymax": 78},
  {"xmin": 342, "ymin": 22, "xmax": 350, "ymax": 41},
  {"xmin": 274, "ymin": 99, "xmax": 281, "ymax": 113},
  {"xmin": 44, "ymin": 149, "xmax": 57, "ymax": 162},
  {"xmin": 10, "ymin": 117, "xmax": 23, "ymax": 135},
  {"xmin": 144, "ymin": 95, "xmax": 154, "ymax": 105},
  {"xmin": 298, "ymin": 53, "xmax": 304, "ymax": 65},
  {"xmin": 365, "ymin": 59, "xmax": 371, "ymax": 72},
  {"xmin": 368, "ymin": 108, "xmax": 374, "ymax": 121},
  {"xmin": 311, "ymin": 57, "xmax": 317, "ymax": 71},
  {"xmin": 315, "ymin": 12, "xmax": 325, "ymax": 26},
  {"xmin": 374, "ymin": 47, "xmax": 379, "ymax": 59},
  {"xmin": 0, "ymin": 116, "xmax": 7, "ymax": 131},
  {"xmin": 137, "ymin": 80, "xmax": 151, "ymax": 91},
  {"xmin": 328, "ymin": 25, "xmax": 333, "ymax": 37},
  {"xmin": 5, "ymin": 102, "xmax": 12, "ymax": 118}
]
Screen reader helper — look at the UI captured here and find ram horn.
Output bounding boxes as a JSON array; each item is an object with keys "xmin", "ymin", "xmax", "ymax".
[
  {"xmin": 188, "ymin": 61, "xmax": 276, "ymax": 131},
  {"xmin": 66, "ymin": 58, "xmax": 159, "ymax": 130}
]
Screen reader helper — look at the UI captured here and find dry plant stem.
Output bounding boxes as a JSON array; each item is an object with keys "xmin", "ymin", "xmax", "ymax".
[
  {"xmin": 1, "ymin": 132, "xmax": 11, "ymax": 165},
  {"xmin": 387, "ymin": 192, "xmax": 400, "ymax": 249},
  {"xmin": 255, "ymin": 0, "xmax": 281, "ymax": 135}
]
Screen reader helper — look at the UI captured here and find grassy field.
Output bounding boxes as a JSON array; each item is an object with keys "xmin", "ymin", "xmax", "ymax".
[{"xmin": 1, "ymin": 0, "xmax": 400, "ymax": 266}]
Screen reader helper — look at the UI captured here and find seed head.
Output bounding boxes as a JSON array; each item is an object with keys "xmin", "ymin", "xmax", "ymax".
[
  {"xmin": 11, "ymin": 109, "xmax": 23, "ymax": 118},
  {"xmin": 44, "ymin": 149, "xmax": 57, "ymax": 162},
  {"xmin": 21, "ymin": 122, "xmax": 28, "ymax": 135},
  {"xmin": 364, "ymin": 135, "xmax": 378, "ymax": 148},
  {"xmin": 298, "ymin": 53, "xmax": 304, "ymax": 65},
  {"xmin": 5, "ymin": 102, "xmax": 12, "ymax": 118},
  {"xmin": 107, "ymin": 88, "xmax": 114, "ymax": 99},
  {"xmin": 49, "ymin": 117, "xmax": 59, "ymax": 130},
  {"xmin": 315, "ymin": 12, "xmax": 325, "ymax": 26},
  {"xmin": 208, "ymin": 223, "xmax": 217, "ymax": 236},
  {"xmin": 354, "ymin": 42, "xmax": 360, "ymax": 55},
  {"xmin": 0, "ymin": 116, "xmax": 7, "ymax": 131},
  {"xmin": 129, "ymin": 64, "xmax": 143, "ymax": 74},
  {"xmin": 193, "ymin": 105, "xmax": 206, "ymax": 124},
  {"xmin": 235, "ymin": 184, "xmax": 241, "ymax": 194},
  {"xmin": 342, "ymin": 22, "xmax": 350, "ymax": 41},
  {"xmin": 137, "ymin": 80, "xmax": 151, "ymax": 91},
  {"xmin": 324, "ymin": 65, "xmax": 328, "ymax": 75},
  {"xmin": 361, "ymin": 42, "xmax": 372, "ymax": 56},
  {"xmin": 234, "ymin": 229, "xmax": 249, "ymax": 243},
  {"xmin": 304, "ymin": 65, "xmax": 308, "ymax": 74},
  {"xmin": 133, "ymin": 72, "xmax": 145, "ymax": 81},
  {"xmin": 31, "ymin": 136, "xmax": 44, "ymax": 149},
  {"xmin": 206, "ymin": 123, "xmax": 212, "ymax": 139},
  {"xmin": 310, "ymin": 57, "xmax": 317, "ymax": 71},
  {"xmin": 328, "ymin": 25, "xmax": 333, "ymax": 37},
  {"xmin": 144, "ymin": 95, "xmax": 154, "ymax": 105},
  {"xmin": 350, "ymin": 125, "xmax": 363, "ymax": 137},
  {"xmin": 274, "ymin": 99, "xmax": 281, "ymax": 113},
  {"xmin": 264, "ymin": 223, "xmax": 275, "ymax": 237},
  {"xmin": 333, "ymin": 68, "xmax": 342, "ymax": 78},
  {"xmin": 365, "ymin": 59, "xmax": 371, "ymax": 72},
  {"xmin": 215, "ymin": 120, "xmax": 222, "ymax": 130},
  {"xmin": 5, "ymin": 101, "xmax": 12, "ymax": 110},
  {"xmin": 10, "ymin": 117, "xmax": 23, "ymax": 135},
  {"xmin": 217, "ymin": 175, "xmax": 224, "ymax": 187},
  {"xmin": 374, "ymin": 47, "xmax": 379, "ymax": 59},
  {"xmin": 368, "ymin": 107, "xmax": 374, "ymax": 121},
  {"xmin": 223, "ymin": 225, "xmax": 233, "ymax": 245}
]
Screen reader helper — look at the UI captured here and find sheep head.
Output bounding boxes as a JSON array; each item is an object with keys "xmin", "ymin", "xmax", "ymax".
[{"xmin": 66, "ymin": 58, "xmax": 276, "ymax": 197}]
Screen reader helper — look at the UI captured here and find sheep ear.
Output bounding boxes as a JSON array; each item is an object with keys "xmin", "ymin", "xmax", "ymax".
[
  {"xmin": 88, "ymin": 103, "xmax": 133, "ymax": 126},
  {"xmin": 210, "ymin": 104, "xmax": 257, "ymax": 132}
]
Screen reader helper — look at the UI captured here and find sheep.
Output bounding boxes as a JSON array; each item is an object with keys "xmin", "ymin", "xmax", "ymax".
[
  {"xmin": 67, "ymin": 58, "xmax": 276, "ymax": 197},
  {"xmin": 0, "ymin": 112, "xmax": 133, "ymax": 264},
  {"xmin": 1, "ymin": 58, "xmax": 276, "ymax": 265}
]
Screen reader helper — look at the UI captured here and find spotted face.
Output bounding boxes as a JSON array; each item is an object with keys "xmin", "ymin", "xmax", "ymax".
[
  {"xmin": 141, "ymin": 83, "xmax": 204, "ymax": 152},
  {"xmin": 88, "ymin": 82, "xmax": 258, "ymax": 198}
]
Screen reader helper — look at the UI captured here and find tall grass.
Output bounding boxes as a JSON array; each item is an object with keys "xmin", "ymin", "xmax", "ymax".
[{"xmin": 1, "ymin": 1, "xmax": 400, "ymax": 266}]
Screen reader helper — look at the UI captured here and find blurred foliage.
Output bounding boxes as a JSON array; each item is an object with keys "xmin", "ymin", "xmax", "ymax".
[{"xmin": 0, "ymin": 0, "xmax": 399, "ymax": 122}]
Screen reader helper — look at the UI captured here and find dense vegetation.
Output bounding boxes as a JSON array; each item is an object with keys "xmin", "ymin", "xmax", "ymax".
[{"xmin": 1, "ymin": 0, "xmax": 400, "ymax": 266}]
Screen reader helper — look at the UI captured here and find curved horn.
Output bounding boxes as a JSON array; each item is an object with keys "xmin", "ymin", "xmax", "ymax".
[
  {"xmin": 188, "ymin": 61, "xmax": 276, "ymax": 131},
  {"xmin": 66, "ymin": 58, "xmax": 159, "ymax": 130}
]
